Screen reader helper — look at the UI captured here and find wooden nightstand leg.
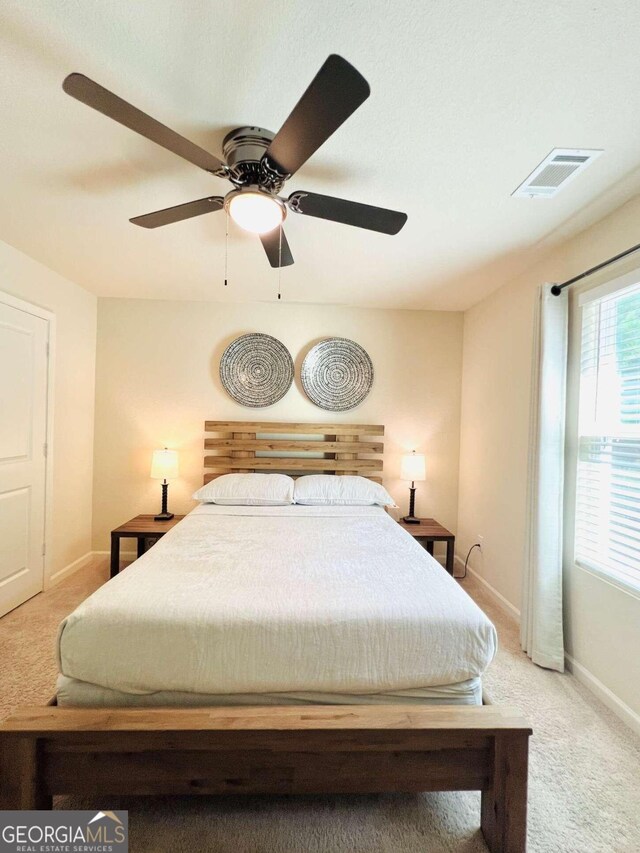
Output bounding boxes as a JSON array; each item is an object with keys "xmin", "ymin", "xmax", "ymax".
[
  {"xmin": 137, "ymin": 536, "xmax": 146, "ymax": 559},
  {"xmin": 110, "ymin": 532, "xmax": 120, "ymax": 579},
  {"xmin": 446, "ymin": 539, "xmax": 455, "ymax": 575},
  {"xmin": 425, "ymin": 540, "xmax": 435, "ymax": 556}
]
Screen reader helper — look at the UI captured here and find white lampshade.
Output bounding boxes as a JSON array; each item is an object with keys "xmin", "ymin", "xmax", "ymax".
[
  {"xmin": 400, "ymin": 451, "xmax": 426, "ymax": 482},
  {"xmin": 150, "ymin": 448, "xmax": 179, "ymax": 480}
]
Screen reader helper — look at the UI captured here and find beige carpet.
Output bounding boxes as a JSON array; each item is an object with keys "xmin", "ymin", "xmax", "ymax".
[{"xmin": 2, "ymin": 556, "xmax": 639, "ymax": 852}]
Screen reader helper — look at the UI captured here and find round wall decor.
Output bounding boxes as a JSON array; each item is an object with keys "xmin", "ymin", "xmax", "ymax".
[
  {"xmin": 301, "ymin": 337, "xmax": 374, "ymax": 411},
  {"xmin": 220, "ymin": 333, "xmax": 294, "ymax": 408}
]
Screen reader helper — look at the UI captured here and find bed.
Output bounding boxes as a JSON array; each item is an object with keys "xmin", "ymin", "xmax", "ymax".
[
  {"xmin": 56, "ymin": 503, "xmax": 496, "ymax": 707},
  {"xmin": 0, "ymin": 421, "xmax": 530, "ymax": 853}
]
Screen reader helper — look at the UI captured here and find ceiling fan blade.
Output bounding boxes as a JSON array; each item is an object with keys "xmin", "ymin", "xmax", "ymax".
[
  {"xmin": 260, "ymin": 227, "xmax": 294, "ymax": 267},
  {"xmin": 263, "ymin": 55, "xmax": 370, "ymax": 179},
  {"xmin": 288, "ymin": 191, "xmax": 407, "ymax": 235},
  {"xmin": 130, "ymin": 196, "xmax": 224, "ymax": 228},
  {"xmin": 62, "ymin": 73, "xmax": 228, "ymax": 176}
]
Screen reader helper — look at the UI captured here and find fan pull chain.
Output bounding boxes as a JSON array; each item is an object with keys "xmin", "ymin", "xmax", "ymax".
[
  {"xmin": 224, "ymin": 210, "xmax": 229, "ymax": 287},
  {"xmin": 277, "ymin": 224, "xmax": 282, "ymax": 300}
]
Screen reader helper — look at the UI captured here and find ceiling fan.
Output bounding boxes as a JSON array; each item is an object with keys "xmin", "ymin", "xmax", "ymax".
[{"xmin": 62, "ymin": 55, "xmax": 407, "ymax": 268}]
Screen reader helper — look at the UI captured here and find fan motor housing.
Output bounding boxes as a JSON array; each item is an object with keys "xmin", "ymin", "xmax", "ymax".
[{"xmin": 223, "ymin": 126, "xmax": 277, "ymax": 187}]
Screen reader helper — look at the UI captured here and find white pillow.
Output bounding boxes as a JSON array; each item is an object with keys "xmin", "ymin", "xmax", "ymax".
[
  {"xmin": 294, "ymin": 475, "xmax": 395, "ymax": 507},
  {"xmin": 193, "ymin": 473, "xmax": 294, "ymax": 505}
]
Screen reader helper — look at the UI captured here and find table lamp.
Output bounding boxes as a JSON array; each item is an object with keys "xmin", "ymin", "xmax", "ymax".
[
  {"xmin": 150, "ymin": 448, "xmax": 179, "ymax": 520},
  {"xmin": 400, "ymin": 451, "xmax": 426, "ymax": 524}
]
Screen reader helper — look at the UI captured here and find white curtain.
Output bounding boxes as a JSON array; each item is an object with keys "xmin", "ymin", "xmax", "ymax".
[{"xmin": 521, "ymin": 283, "xmax": 568, "ymax": 671}]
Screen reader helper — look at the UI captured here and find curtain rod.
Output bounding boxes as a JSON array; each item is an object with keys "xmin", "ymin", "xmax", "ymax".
[{"xmin": 550, "ymin": 240, "xmax": 640, "ymax": 295}]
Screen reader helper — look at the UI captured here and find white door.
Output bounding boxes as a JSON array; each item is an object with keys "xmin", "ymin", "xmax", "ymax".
[{"xmin": 0, "ymin": 300, "xmax": 48, "ymax": 616}]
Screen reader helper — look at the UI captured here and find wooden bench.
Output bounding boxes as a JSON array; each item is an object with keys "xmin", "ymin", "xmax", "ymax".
[{"xmin": 0, "ymin": 704, "xmax": 531, "ymax": 852}]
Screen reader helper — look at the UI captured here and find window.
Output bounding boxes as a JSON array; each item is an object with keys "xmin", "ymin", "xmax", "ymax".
[{"xmin": 575, "ymin": 279, "xmax": 640, "ymax": 589}]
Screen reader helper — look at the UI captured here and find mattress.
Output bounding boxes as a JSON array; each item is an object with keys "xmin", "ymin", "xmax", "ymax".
[{"xmin": 57, "ymin": 504, "xmax": 497, "ymax": 705}]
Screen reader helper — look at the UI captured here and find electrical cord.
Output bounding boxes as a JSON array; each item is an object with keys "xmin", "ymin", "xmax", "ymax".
[{"xmin": 459, "ymin": 542, "xmax": 481, "ymax": 579}]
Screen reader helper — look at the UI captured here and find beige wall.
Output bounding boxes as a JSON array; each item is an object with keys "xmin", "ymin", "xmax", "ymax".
[
  {"xmin": 0, "ymin": 239, "xmax": 97, "ymax": 584},
  {"xmin": 92, "ymin": 298, "xmax": 464, "ymax": 552},
  {"xmin": 456, "ymin": 275, "xmax": 539, "ymax": 609},
  {"xmin": 457, "ymin": 194, "xmax": 640, "ymax": 725}
]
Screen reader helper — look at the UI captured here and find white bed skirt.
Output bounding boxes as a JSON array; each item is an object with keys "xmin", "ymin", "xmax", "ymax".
[{"xmin": 56, "ymin": 674, "xmax": 483, "ymax": 707}]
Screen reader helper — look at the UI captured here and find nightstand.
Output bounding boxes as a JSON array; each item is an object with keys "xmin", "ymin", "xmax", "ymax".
[
  {"xmin": 397, "ymin": 517, "xmax": 455, "ymax": 575},
  {"xmin": 110, "ymin": 514, "xmax": 185, "ymax": 578}
]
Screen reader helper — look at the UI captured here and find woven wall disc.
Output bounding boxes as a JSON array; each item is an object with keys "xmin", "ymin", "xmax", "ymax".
[
  {"xmin": 220, "ymin": 333, "xmax": 293, "ymax": 407},
  {"xmin": 301, "ymin": 337, "xmax": 373, "ymax": 411}
]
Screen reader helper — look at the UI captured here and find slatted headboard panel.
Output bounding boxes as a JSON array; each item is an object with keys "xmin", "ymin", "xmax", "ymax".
[{"xmin": 204, "ymin": 421, "xmax": 384, "ymax": 484}]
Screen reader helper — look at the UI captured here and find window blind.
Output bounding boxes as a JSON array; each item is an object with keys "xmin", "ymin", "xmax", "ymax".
[{"xmin": 575, "ymin": 280, "xmax": 640, "ymax": 588}]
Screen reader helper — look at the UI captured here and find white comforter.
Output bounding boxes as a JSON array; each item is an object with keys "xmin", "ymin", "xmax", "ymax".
[{"xmin": 58, "ymin": 505, "xmax": 496, "ymax": 696}]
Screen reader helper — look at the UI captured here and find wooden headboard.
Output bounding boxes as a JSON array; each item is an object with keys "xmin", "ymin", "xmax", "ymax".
[{"xmin": 204, "ymin": 421, "xmax": 384, "ymax": 484}]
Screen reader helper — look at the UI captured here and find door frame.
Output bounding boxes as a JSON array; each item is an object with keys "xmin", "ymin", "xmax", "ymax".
[{"xmin": 0, "ymin": 290, "xmax": 55, "ymax": 590}]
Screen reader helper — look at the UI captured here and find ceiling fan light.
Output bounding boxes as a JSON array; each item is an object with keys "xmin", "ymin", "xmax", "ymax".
[{"xmin": 227, "ymin": 191, "xmax": 284, "ymax": 234}]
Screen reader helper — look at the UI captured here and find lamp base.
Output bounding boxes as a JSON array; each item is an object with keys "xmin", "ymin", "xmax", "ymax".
[
  {"xmin": 403, "ymin": 485, "xmax": 419, "ymax": 524},
  {"xmin": 155, "ymin": 480, "xmax": 173, "ymax": 521}
]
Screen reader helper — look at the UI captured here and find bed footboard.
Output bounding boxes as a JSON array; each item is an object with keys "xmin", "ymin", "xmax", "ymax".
[{"xmin": 0, "ymin": 704, "xmax": 531, "ymax": 853}]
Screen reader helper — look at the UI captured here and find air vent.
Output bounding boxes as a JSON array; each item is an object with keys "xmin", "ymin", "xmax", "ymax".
[{"xmin": 512, "ymin": 148, "xmax": 603, "ymax": 198}]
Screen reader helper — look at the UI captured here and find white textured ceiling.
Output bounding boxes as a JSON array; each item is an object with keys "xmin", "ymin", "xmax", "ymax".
[{"xmin": 2, "ymin": 0, "xmax": 640, "ymax": 310}]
